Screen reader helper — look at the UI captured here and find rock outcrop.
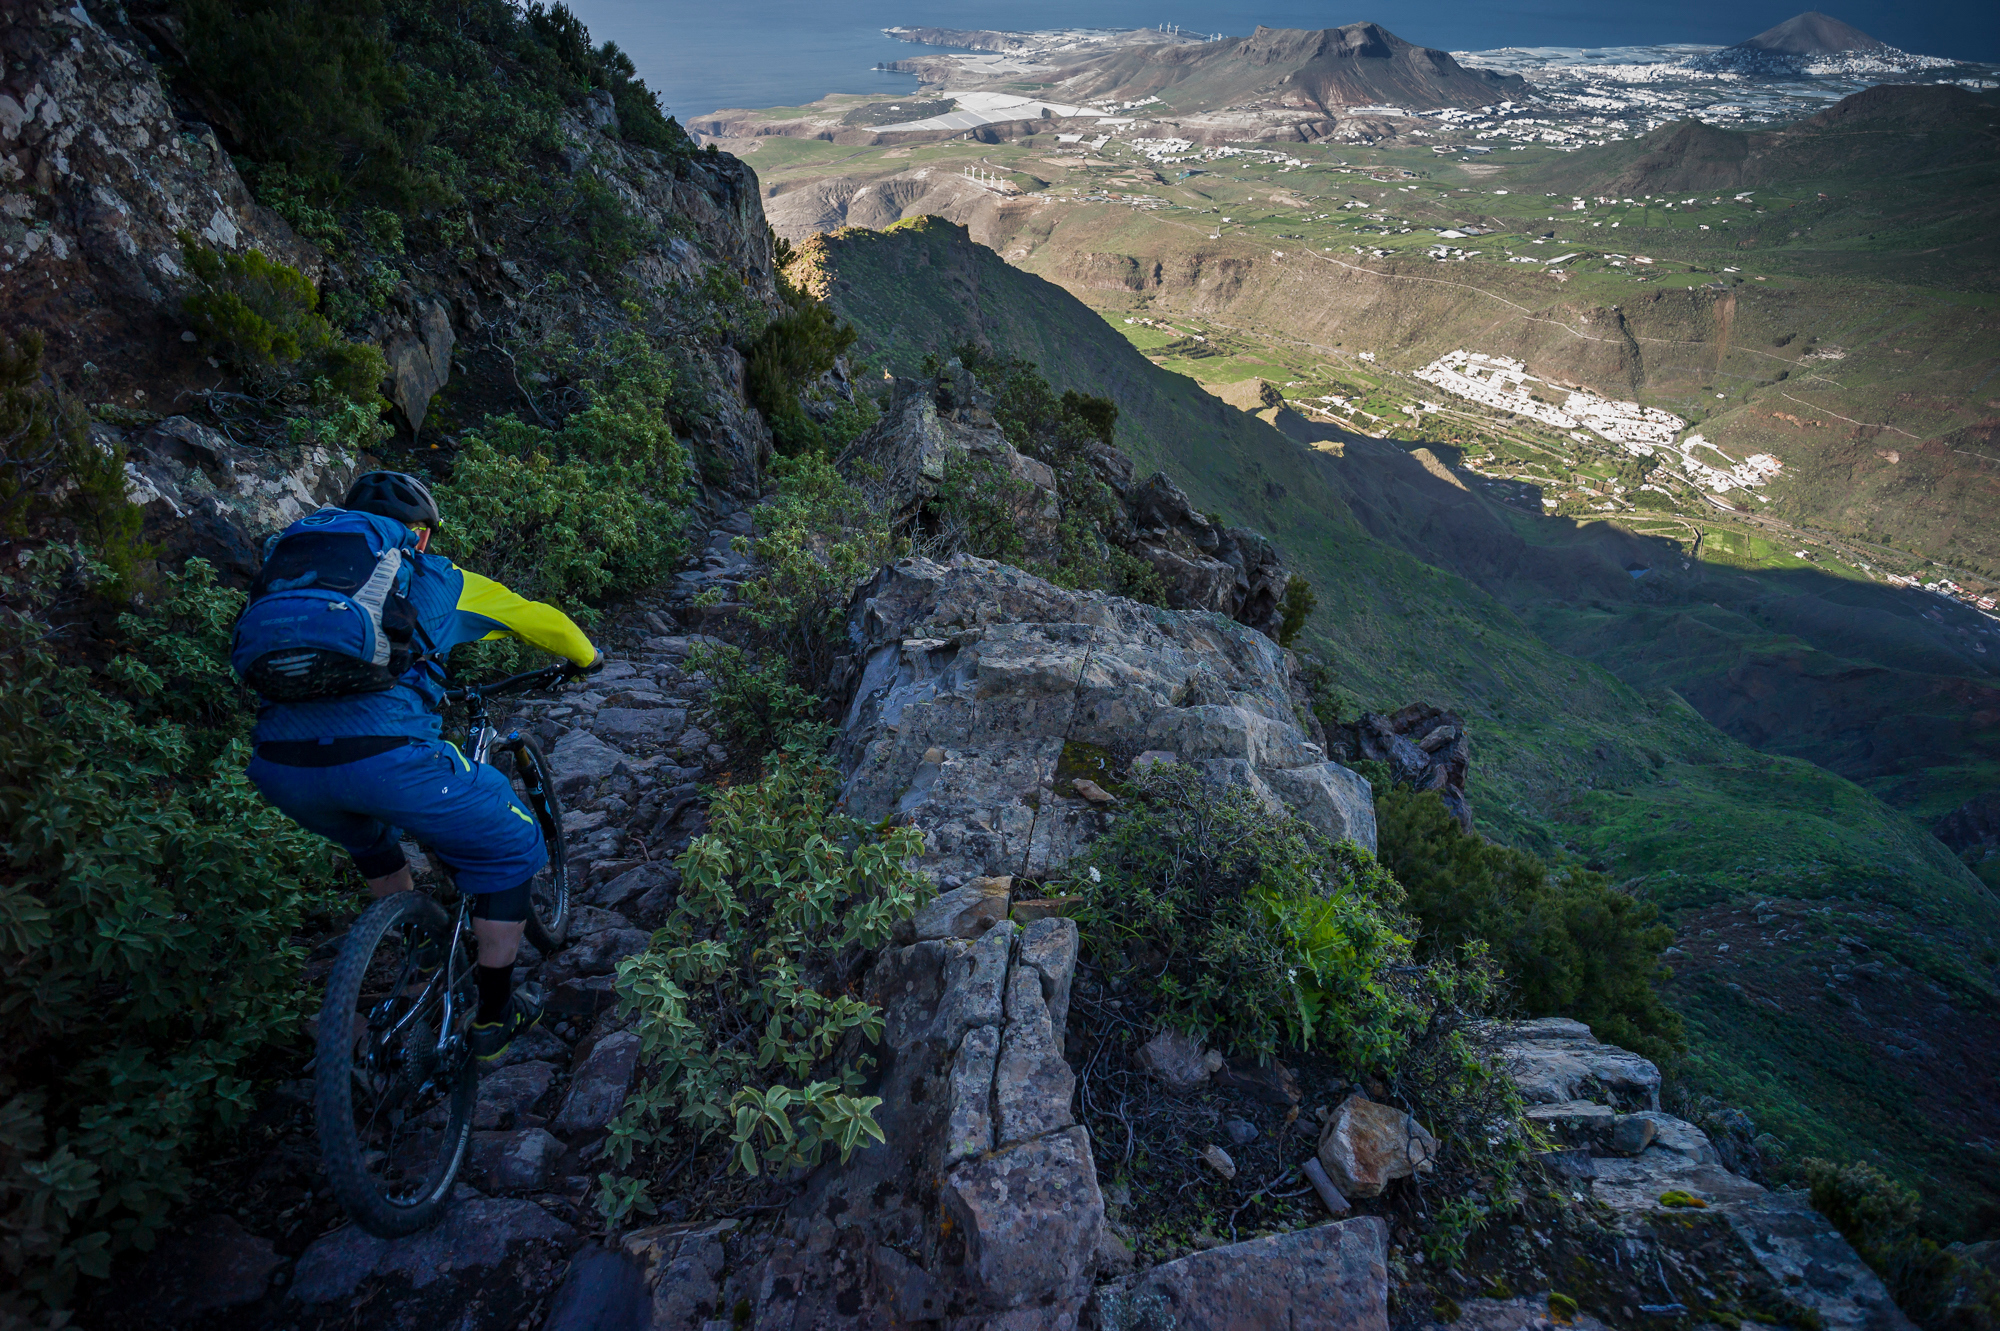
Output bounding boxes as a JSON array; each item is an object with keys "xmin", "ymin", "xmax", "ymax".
[
  {"xmin": 838, "ymin": 367, "xmax": 1296, "ymax": 640},
  {"xmin": 1328, "ymin": 701, "xmax": 1474, "ymax": 831},
  {"xmin": 118, "ymin": 415, "xmax": 360, "ymax": 578},
  {"xmin": 1494, "ymin": 1019, "xmax": 1914, "ymax": 1331},
  {"xmin": 1091, "ymin": 1218, "xmax": 1390, "ymax": 1331},
  {"xmin": 835, "ymin": 554, "xmax": 1376, "ymax": 884}
]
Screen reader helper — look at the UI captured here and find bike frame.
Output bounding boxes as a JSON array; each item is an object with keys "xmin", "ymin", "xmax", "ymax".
[{"xmin": 368, "ymin": 663, "xmax": 574, "ymax": 1100}]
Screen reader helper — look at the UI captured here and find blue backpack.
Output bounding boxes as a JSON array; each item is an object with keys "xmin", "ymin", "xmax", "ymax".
[{"xmin": 231, "ymin": 507, "xmax": 424, "ymax": 702}]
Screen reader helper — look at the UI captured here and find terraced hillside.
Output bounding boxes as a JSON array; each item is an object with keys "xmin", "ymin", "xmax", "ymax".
[{"xmin": 804, "ymin": 215, "xmax": 2000, "ymax": 1234}]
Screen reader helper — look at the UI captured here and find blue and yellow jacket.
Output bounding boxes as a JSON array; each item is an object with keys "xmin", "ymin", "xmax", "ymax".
[{"xmin": 251, "ymin": 526, "xmax": 597, "ymax": 744}]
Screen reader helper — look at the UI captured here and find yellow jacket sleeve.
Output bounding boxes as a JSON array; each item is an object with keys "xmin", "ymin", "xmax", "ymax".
[{"xmin": 450, "ymin": 567, "xmax": 598, "ymax": 667}]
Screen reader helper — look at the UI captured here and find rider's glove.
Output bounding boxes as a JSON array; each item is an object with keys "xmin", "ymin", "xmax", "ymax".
[{"xmin": 570, "ymin": 651, "xmax": 606, "ymax": 677}]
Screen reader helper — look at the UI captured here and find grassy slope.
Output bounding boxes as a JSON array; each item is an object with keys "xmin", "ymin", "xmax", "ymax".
[{"xmin": 816, "ymin": 216, "xmax": 2000, "ymax": 1232}]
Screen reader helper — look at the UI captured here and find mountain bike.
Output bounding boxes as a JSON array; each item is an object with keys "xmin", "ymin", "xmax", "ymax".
[{"xmin": 313, "ymin": 663, "xmax": 576, "ymax": 1237}]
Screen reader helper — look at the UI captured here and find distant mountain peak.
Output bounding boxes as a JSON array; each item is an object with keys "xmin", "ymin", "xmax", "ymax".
[
  {"xmin": 1684, "ymin": 10, "xmax": 1953, "ymax": 76},
  {"xmin": 1056, "ymin": 20, "xmax": 1529, "ymax": 115},
  {"xmin": 1737, "ymin": 11, "xmax": 1887, "ymax": 56}
]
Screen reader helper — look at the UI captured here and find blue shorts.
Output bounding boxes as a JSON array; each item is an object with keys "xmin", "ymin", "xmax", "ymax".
[{"xmin": 247, "ymin": 739, "xmax": 546, "ymax": 895}]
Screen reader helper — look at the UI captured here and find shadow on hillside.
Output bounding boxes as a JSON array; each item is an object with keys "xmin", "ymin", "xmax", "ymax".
[{"xmin": 1277, "ymin": 408, "xmax": 2000, "ymax": 812}]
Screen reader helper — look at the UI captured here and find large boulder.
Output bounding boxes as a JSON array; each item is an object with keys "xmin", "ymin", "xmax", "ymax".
[
  {"xmin": 290, "ymin": 1194, "xmax": 576, "ymax": 1304},
  {"xmin": 120, "ymin": 419, "xmax": 359, "ymax": 580},
  {"xmin": 1490, "ymin": 1020, "xmax": 1914, "ymax": 1331},
  {"xmin": 942, "ymin": 1126, "xmax": 1105, "ymax": 1310},
  {"xmin": 836, "ymin": 555, "xmax": 1375, "ymax": 882}
]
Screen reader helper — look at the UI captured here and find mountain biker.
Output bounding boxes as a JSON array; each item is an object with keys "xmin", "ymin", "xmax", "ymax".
[{"xmin": 242, "ymin": 471, "xmax": 601, "ymax": 1063}]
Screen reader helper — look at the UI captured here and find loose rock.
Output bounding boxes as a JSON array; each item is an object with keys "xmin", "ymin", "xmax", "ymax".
[
  {"xmin": 475, "ymin": 1060, "xmax": 556, "ymax": 1129},
  {"xmin": 469, "ymin": 1127, "xmax": 564, "ymax": 1192},
  {"xmin": 291, "ymin": 1195, "xmax": 576, "ymax": 1304},
  {"xmin": 943, "ymin": 1127, "xmax": 1105, "ymax": 1309},
  {"xmin": 124, "ymin": 1213, "xmax": 282, "ymax": 1318},
  {"xmin": 912, "ymin": 876, "xmax": 1012, "ymax": 940},
  {"xmin": 1317, "ymin": 1094, "xmax": 1438, "ymax": 1198},
  {"xmin": 554, "ymin": 1029, "xmax": 641, "ymax": 1135}
]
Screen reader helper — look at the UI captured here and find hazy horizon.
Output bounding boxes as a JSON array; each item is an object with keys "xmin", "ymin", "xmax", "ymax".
[{"xmin": 563, "ymin": 0, "xmax": 2000, "ymax": 118}]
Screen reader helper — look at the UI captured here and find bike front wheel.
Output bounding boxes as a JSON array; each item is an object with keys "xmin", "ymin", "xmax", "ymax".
[
  {"xmin": 315, "ymin": 891, "xmax": 476, "ymax": 1238},
  {"xmin": 495, "ymin": 735, "xmax": 570, "ymax": 953}
]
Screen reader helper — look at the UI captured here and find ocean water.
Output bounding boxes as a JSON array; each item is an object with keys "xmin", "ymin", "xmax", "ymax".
[{"xmin": 566, "ymin": 0, "xmax": 1999, "ymax": 118}]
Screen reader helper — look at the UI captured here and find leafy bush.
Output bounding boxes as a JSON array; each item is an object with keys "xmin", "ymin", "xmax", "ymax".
[
  {"xmin": 684, "ymin": 642, "xmax": 827, "ymax": 767},
  {"xmin": 177, "ymin": 0, "xmax": 414, "ymax": 204},
  {"xmin": 1277, "ymin": 575, "xmax": 1317, "ymax": 648},
  {"xmin": 437, "ymin": 336, "xmax": 694, "ymax": 618},
  {"xmin": 744, "ymin": 296, "xmax": 858, "ymax": 456},
  {"xmin": 1059, "ymin": 763, "xmax": 1417, "ymax": 1065},
  {"xmin": 1804, "ymin": 1158, "xmax": 2000, "ymax": 1329},
  {"xmin": 1374, "ymin": 785, "xmax": 1685, "ymax": 1063},
  {"xmin": 179, "ymin": 241, "xmax": 387, "ymax": 406},
  {"xmin": 0, "ymin": 550, "xmax": 340, "ymax": 1317},
  {"xmin": 1296, "ymin": 655, "xmax": 1350, "ymax": 732},
  {"xmin": 926, "ymin": 451, "xmax": 1039, "ymax": 564},
  {"xmin": 602, "ymin": 748, "xmax": 930, "ymax": 1218},
  {"xmin": 736, "ymin": 453, "xmax": 903, "ymax": 682},
  {"xmin": 0, "ymin": 332, "xmax": 145, "ymax": 582},
  {"xmin": 560, "ymin": 170, "xmax": 656, "ymax": 276}
]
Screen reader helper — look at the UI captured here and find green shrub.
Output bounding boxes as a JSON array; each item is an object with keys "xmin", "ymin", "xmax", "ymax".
[
  {"xmin": 561, "ymin": 170, "xmax": 654, "ymax": 276},
  {"xmin": 928, "ymin": 451, "xmax": 1039, "ymax": 564},
  {"xmin": 1277, "ymin": 575, "xmax": 1317, "ymax": 648},
  {"xmin": 177, "ymin": 0, "xmax": 689, "ymax": 213},
  {"xmin": 179, "ymin": 241, "xmax": 387, "ymax": 406},
  {"xmin": 684, "ymin": 642, "xmax": 827, "ymax": 767},
  {"xmin": 736, "ymin": 453, "xmax": 903, "ymax": 681},
  {"xmin": 0, "ymin": 549, "xmax": 341, "ymax": 1317},
  {"xmin": 602, "ymin": 747, "xmax": 930, "ymax": 1218},
  {"xmin": 178, "ymin": 0, "xmax": 414, "ymax": 204},
  {"xmin": 745, "ymin": 299, "xmax": 858, "ymax": 456},
  {"xmin": 1059, "ymin": 762, "xmax": 1417, "ymax": 1065},
  {"xmin": 437, "ymin": 337, "xmax": 694, "ymax": 618},
  {"xmin": 1296, "ymin": 656, "xmax": 1349, "ymax": 731},
  {"xmin": 0, "ymin": 332, "xmax": 145, "ymax": 582},
  {"xmin": 952, "ymin": 347, "xmax": 1161, "ymax": 602},
  {"xmin": 1804, "ymin": 1158, "xmax": 2000, "ymax": 1329},
  {"xmin": 1374, "ymin": 785, "xmax": 1684, "ymax": 1063}
]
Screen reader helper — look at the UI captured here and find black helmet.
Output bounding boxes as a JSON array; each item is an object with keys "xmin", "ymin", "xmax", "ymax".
[{"xmin": 344, "ymin": 471, "xmax": 441, "ymax": 527}]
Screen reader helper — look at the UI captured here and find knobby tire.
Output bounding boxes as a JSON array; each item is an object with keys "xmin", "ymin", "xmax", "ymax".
[{"xmin": 315, "ymin": 891, "xmax": 475, "ymax": 1238}]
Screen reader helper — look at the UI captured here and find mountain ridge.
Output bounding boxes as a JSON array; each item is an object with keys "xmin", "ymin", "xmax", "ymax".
[{"xmin": 1050, "ymin": 20, "xmax": 1531, "ymax": 114}]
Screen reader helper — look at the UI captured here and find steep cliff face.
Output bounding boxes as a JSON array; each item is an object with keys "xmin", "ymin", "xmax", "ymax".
[
  {"xmin": 0, "ymin": 1, "xmax": 321, "ymax": 388},
  {"xmin": 1, "ymin": 0, "xmax": 783, "ymax": 576}
]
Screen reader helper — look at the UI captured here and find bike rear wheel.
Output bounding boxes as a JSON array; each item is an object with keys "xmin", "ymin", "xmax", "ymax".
[
  {"xmin": 315, "ymin": 891, "xmax": 476, "ymax": 1238},
  {"xmin": 494, "ymin": 736, "xmax": 570, "ymax": 953}
]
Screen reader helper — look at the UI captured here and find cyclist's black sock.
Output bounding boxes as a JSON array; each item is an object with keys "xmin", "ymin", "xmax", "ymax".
[{"xmin": 474, "ymin": 963, "xmax": 514, "ymax": 1024}]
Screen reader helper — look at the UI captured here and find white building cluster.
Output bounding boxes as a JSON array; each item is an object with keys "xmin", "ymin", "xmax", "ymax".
[
  {"xmin": 1415, "ymin": 352, "xmax": 1782, "ymax": 495},
  {"xmin": 1670, "ymin": 435, "xmax": 1784, "ymax": 492}
]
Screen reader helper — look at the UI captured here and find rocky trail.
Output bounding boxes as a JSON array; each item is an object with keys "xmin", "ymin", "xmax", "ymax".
[{"xmin": 90, "ymin": 509, "xmax": 1912, "ymax": 1331}]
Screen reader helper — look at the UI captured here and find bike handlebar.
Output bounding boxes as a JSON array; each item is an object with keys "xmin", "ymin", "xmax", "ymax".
[{"xmin": 444, "ymin": 661, "xmax": 576, "ymax": 703}]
